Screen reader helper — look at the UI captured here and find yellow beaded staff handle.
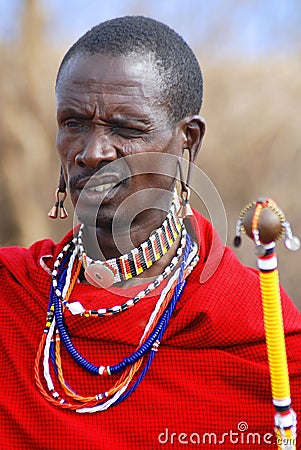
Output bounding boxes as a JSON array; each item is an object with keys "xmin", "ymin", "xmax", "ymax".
[{"xmin": 234, "ymin": 198, "xmax": 300, "ymax": 450}]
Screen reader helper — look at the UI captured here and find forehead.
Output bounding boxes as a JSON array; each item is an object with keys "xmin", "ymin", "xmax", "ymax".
[{"xmin": 56, "ymin": 53, "xmax": 164, "ymax": 116}]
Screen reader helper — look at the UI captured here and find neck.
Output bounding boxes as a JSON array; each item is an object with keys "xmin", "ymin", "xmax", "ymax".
[
  {"xmin": 80, "ymin": 205, "xmax": 183, "ymax": 287},
  {"xmin": 83, "ymin": 208, "xmax": 168, "ymax": 259}
]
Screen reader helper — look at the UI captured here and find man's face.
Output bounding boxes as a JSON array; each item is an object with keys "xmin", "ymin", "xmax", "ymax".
[{"xmin": 56, "ymin": 52, "xmax": 183, "ymax": 228}]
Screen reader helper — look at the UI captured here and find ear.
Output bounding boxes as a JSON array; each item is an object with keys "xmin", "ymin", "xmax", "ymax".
[{"xmin": 180, "ymin": 115, "xmax": 206, "ymax": 163}]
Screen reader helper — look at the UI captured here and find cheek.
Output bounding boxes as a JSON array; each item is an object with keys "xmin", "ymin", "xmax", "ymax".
[
  {"xmin": 56, "ymin": 135, "xmax": 75, "ymax": 190},
  {"xmin": 56, "ymin": 131, "xmax": 69, "ymax": 163},
  {"xmin": 127, "ymin": 159, "xmax": 178, "ymax": 193},
  {"xmin": 123, "ymin": 135, "xmax": 180, "ymax": 183},
  {"xmin": 120, "ymin": 137, "xmax": 161, "ymax": 156},
  {"xmin": 56, "ymin": 131, "xmax": 81, "ymax": 174}
]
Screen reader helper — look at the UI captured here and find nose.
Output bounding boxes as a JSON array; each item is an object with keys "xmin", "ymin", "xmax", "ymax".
[{"xmin": 75, "ymin": 131, "xmax": 117, "ymax": 168}]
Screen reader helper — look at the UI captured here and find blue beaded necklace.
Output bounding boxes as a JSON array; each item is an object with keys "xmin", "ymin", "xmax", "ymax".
[
  {"xmin": 37, "ymin": 230, "xmax": 199, "ymax": 412},
  {"xmin": 52, "ymin": 234, "xmax": 193, "ymax": 377}
]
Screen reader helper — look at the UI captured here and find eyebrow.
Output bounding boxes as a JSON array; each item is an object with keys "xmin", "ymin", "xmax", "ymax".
[
  {"xmin": 57, "ymin": 106, "xmax": 153, "ymax": 127},
  {"xmin": 110, "ymin": 114, "xmax": 153, "ymax": 127},
  {"xmin": 56, "ymin": 105, "xmax": 94, "ymax": 118}
]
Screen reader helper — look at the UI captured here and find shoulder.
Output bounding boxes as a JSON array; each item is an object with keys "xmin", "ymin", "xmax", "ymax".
[
  {"xmin": 0, "ymin": 229, "xmax": 75, "ymax": 283},
  {"xmin": 0, "ymin": 238, "xmax": 55, "ymax": 273}
]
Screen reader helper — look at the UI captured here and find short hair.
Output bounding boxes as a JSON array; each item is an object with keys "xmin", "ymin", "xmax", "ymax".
[{"xmin": 56, "ymin": 16, "xmax": 203, "ymax": 124}]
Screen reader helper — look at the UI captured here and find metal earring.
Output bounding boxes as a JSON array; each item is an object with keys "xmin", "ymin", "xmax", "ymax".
[{"xmin": 48, "ymin": 168, "xmax": 68, "ymax": 219}]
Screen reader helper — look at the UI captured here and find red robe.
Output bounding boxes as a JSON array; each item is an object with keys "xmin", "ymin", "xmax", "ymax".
[{"xmin": 1, "ymin": 211, "xmax": 301, "ymax": 449}]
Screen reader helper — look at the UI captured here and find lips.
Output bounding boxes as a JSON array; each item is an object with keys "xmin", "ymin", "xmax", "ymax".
[
  {"xmin": 72, "ymin": 173, "xmax": 125, "ymax": 212},
  {"xmin": 86, "ymin": 181, "xmax": 117, "ymax": 193},
  {"xmin": 75, "ymin": 173, "xmax": 123, "ymax": 191}
]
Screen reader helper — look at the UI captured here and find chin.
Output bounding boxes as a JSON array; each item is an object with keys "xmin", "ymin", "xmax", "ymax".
[
  {"xmin": 76, "ymin": 205, "xmax": 131, "ymax": 231},
  {"xmin": 77, "ymin": 209, "xmax": 111, "ymax": 229}
]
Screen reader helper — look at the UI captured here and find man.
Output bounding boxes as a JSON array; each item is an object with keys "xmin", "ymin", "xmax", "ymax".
[{"xmin": 0, "ymin": 16, "xmax": 301, "ymax": 450}]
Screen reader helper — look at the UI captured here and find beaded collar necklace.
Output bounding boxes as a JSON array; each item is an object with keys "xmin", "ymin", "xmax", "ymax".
[
  {"xmin": 35, "ymin": 225, "xmax": 199, "ymax": 412},
  {"xmin": 77, "ymin": 200, "xmax": 182, "ymax": 288},
  {"xmin": 53, "ymin": 227, "xmax": 188, "ymax": 317}
]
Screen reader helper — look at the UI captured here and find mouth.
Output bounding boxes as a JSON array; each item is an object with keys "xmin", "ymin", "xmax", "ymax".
[
  {"xmin": 85, "ymin": 181, "xmax": 117, "ymax": 193},
  {"xmin": 75, "ymin": 173, "xmax": 123, "ymax": 190},
  {"xmin": 73, "ymin": 173, "xmax": 126, "ymax": 212}
]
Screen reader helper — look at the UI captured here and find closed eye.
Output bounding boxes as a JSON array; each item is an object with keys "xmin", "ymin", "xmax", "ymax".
[{"xmin": 111, "ymin": 126, "xmax": 146, "ymax": 138}]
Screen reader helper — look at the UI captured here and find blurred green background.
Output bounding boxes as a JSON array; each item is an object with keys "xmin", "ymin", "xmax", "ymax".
[{"xmin": 0, "ymin": 0, "xmax": 300, "ymax": 307}]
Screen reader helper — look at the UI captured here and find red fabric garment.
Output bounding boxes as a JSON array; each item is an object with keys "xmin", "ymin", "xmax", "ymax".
[{"xmin": 1, "ymin": 211, "xmax": 301, "ymax": 449}]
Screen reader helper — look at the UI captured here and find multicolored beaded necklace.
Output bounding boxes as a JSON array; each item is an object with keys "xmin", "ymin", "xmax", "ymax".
[
  {"xmin": 77, "ymin": 200, "xmax": 182, "ymax": 288},
  {"xmin": 53, "ymin": 226, "xmax": 188, "ymax": 318},
  {"xmin": 35, "ymin": 212, "xmax": 199, "ymax": 412}
]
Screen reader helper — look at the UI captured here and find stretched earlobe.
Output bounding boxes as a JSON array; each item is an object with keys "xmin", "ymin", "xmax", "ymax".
[
  {"xmin": 176, "ymin": 116, "xmax": 205, "ymax": 219},
  {"xmin": 177, "ymin": 158, "xmax": 193, "ymax": 219}
]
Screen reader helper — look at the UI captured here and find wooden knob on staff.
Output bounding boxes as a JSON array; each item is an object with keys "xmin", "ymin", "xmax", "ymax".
[
  {"xmin": 234, "ymin": 198, "xmax": 300, "ymax": 251},
  {"xmin": 242, "ymin": 203, "xmax": 284, "ymax": 244}
]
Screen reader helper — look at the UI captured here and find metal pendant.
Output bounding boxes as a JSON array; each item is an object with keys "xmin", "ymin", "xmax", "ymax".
[
  {"xmin": 84, "ymin": 263, "xmax": 115, "ymax": 288},
  {"xmin": 285, "ymin": 236, "xmax": 301, "ymax": 251}
]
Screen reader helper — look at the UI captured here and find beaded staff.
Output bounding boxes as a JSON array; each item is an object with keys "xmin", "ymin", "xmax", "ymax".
[{"xmin": 234, "ymin": 198, "xmax": 300, "ymax": 450}]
